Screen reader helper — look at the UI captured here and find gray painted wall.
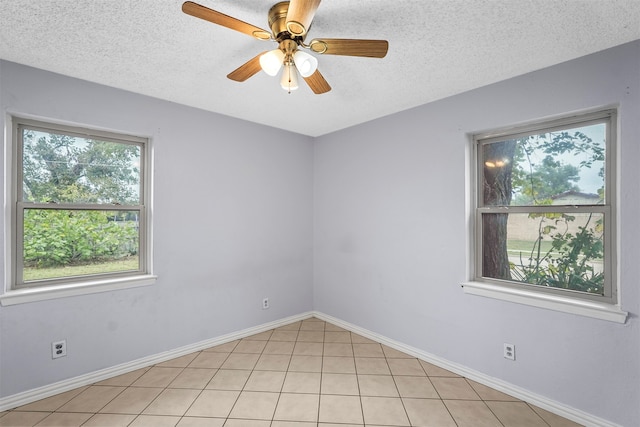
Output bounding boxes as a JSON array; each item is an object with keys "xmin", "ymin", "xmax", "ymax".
[
  {"xmin": 314, "ymin": 41, "xmax": 639, "ymax": 427},
  {"xmin": 0, "ymin": 61, "xmax": 314, "ymax": 396}
]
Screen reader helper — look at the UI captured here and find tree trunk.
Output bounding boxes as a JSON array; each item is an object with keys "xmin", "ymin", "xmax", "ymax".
[{"xmin": 481, "ymin": 140, "xmax": 517, "ymax": 280}]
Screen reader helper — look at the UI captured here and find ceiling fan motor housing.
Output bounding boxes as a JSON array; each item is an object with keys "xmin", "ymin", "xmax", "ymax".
[{"xmin": 268, "ymin": 2, "xmax": 306, "ymax": 43}]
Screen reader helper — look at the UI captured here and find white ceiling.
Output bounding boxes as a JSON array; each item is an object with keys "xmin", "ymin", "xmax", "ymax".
[{"xmin": 1, "ymin": 1, "xmax": 639, "ymax": 137}]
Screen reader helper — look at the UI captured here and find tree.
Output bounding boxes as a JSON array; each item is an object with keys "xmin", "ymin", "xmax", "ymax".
[
  {"xmin": 22, "ymin": 129, "xmax": 141, "ymax": 268},
  {"xmin": 482, "ymin": 126, "xmax": 606, "ymax": 293},
  {"xmin": 22, "ymin": 130, "xmax": 140, "ymax": 204}
]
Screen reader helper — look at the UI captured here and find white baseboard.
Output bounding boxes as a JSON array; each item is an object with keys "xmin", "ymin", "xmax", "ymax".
[
  {"xmin": 312, "ymin": 311, "xmax": 621, "ymax": 427},
  {"xmin": 0, "ymin": 310, "xmax": 620, "ymax": 427},
  {"xmin": 0, "ymin": 312, "xmax": 313, "ymax": 412}
]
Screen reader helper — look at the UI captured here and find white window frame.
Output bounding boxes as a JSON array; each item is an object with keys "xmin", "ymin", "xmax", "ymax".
[
  {"xmin": 462, "ymin": 109, "xmax": 627, "ymax": 323},
  {"xmin": 1, "ymin": 116, "xmax": 156, "ymax": 306}
]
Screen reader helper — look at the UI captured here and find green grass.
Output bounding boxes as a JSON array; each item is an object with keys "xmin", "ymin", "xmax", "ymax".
[{"xmin": 24, "ymin": 256, "xmax": 139, "ymax": 281}]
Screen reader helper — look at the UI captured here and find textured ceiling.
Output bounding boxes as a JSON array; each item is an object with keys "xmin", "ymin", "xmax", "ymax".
[{"xmin": 1, "ymin": 0, "xmax": 639, "ymax": 136}]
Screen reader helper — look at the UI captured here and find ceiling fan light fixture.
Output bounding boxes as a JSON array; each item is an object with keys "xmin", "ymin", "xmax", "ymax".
[
  {"xmin": 292, "ymin": 50, "xmax": 318, "ymax": 77},
  {"xmin": 260, "ymin": 49, "xmax": 285, "ymax": 76},
  {"xmin": 280, "ymin": 63, "xmax": 299, "ymax": 92}
]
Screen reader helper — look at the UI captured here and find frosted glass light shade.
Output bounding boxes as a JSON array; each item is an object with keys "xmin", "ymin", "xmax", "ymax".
[
  {"xmin": 260, "ymin": 49, "xmax": 285, "ymax": 76},
  {"xmin": 280, "ymin": 63, "xmax": 299, "ymax": 91},
  {"xmin": 293, "ymin": 50, "xmax": 318, "ymax": 77}
]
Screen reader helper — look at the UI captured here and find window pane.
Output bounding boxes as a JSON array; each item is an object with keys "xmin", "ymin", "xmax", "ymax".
[
  {"xmin": 23, "ymin": 209, "xmax": 140, "ymax": 282},
  {"xmin": 482, "ymin": 123, "xmax": 606, "ymax": 207},
  {"xmin": 482, "ymin": 212, "xmax": 604, "ymax": 295},
  {"xmin": 22, "ymin": 128, "xmax": 141, "ymax": 204}
]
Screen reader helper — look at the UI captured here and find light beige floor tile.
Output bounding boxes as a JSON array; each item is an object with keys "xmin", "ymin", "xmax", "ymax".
[
  {"xmin": 244, "ymin": 370, "xmax": 286, "ymax": 392},
  {"xmin": 243, "ymin": 330, "xmax": 273, "ymax": 341},
  {"xmin": 220, "ymin": 353, "xmax": 259, "ymax": 370},
  {"xmin": 203, "ymin": 341, "xmax": 238, "ymax": 353},
  {"xmin": 467, "ymin": 379, "xmax": 520, "ymax": 401},
  {"xmin": 282, "ymin": 372, "xmax": 321, "ymax": 393},
  {"xmin": 228, "ymin": 391, "xmax": 279, "ymax": 420},
  {"xmin": 444, "ymin": 400, "xmax": 502, "ymax": 427},
  {"xmin": 143, "ymin": 388, "xmax": 200, "ymax": 416},
  {"xmin": 289, "ymin": 355, "xmax": 323, "ymax": 372},
  {"xmin": 273, "ymin": 393, "xmax": 319, "ymax": 422},
  {"xmin": 321, "ymin": 373, "xmax": 359, "ymax": 395},
  {"xmin": 270, "ymin": 330, "xmax": 299, "ymax": 341},
  {"xmin": 394, "ymin": 376, "xmax": 439, "ymax": 398},
  {"xmin": 486, "ymin": 401, "xmax": 549, "ymax": 427},
  {"xmin": 224, "ymin": 419, "xmax": 271, "ymax": 427},
  {"xmin": 351, "ymin": 334, "xmax": 376, "ymax": 344},
  {"xmin": 176, "ymin": 416, "xmax": 225, "ymax": 426},
  {"xmin": 357, "ymin": 374, "xmax": 399, "ymax": 397},
  {"xmin": 322, "ymin": 356, "xmax": 356, "ymax": 374},
  {"xmin": 58, "ymin": 385, "xmax": 125, "ymax": 413},
  {"xmin": 318, "ymin": 395, "xmax": 363, "ymax": 424},
  {"xmin": 15, "ymin": 387, "xmax": 87, "ymax": 412},
  {"xmin": 189, "ymin": 352, "xmax": 229, "ymax": 369},
  {"xmin": 297, "ymin": 331, "xmax": 325, "ymax": 342},
  {"xmin": 132, "ymin": 367, "xmax": 183, "ymax": 388},
  {"xmin": 34, "ymin": 412, "xmax": 92, "ymax": 426},
  {"xmin": 293, "ymin": 342, "xmax": 324, "ymax": 356},
  {"xmin": 254, "ymin": 354, "xmax": 291, "ymax": 371},
  {"xmin": 99, "ymin": 387, "xmax": 163, "ymax": 414},
  {"xmin": 129, "ymin": 414, "xmax": 181, "ymax": 426},
  {"xmin": 529, "ymin": 404, "xmax": 583, "ymax": 427},
  {"xmin": 263, "ymin": 341, "xmax": 296, "ymax": 355},
  {"xmin": 300, "ymin": 319, "xmax": 325, "ymax": 331},
  {"xmin": 382, "ymin": 345, "xmax": 413, "ymax": 358},
  {"xmin": 361, "ymin": 396, "xmax": 410, "ymax": 426},
  {"xmin": 94, "ymin": 368, "xmax": 149, "ymax": 386},
  {"xmin": 354, "ymin": 357, "xmax": 391, "ymax": 375},
  {"xmin": 324, "ymin": 331, "xmax": 351, "ymax": 343},
  {"xmin": 318, "ymin": 424, "xmax": 363, "ymax": 427},
  {"xmin": 324, "ymin": 323, "xmax": 348, "ymax": 332},
  {"xmin": 402, "ymin": 398, "xmax": 457, "ymax": 426},
  {"xmin": 430, "ymin": 377, "xmax": 481, "ymax": 400},
  {"xmin": 185, "ymin": 390, "xmax": 240, "ymax": 418},
  {"xmin": 0, "ymin": 411, "xmax": 50, "ymax": 426},
  {"xmin": 83, "ymin": 413, "xmax": 137, "ymax": 426},
  {"xmin": 272, "ymin": 422, "xmax": 317, "ymax": 427},
  {"xmin": 323, "ymin": 343, "xmax": 353, "ymax": 357},
  {"xmin": 387, "ymin": 358, "xmax": 427, "ymax": 376},
  {"xmin": 156, "ymin": 352, "xmax": 199, "ymax": 368},
  {"xmin": 169, "ymin": 368, "xmax": 216, "ymax": 389},
  {"xmin": 206, "ymin": 369, "xmax": 251, "ymax": 390},
  {"xmin": 419, "ymin": 360, "xmax": 460, "ymax": 377},
  {"xmin": 352, "ymin": 343, "xmax": 385, "ymax": 358},
  {"xmin": 276, "ymin": 321, "xmax": 302, "ymax": 331},
  {"xmin": 233, "ymin": 340, "xmax": 267, "ymax": 354}
]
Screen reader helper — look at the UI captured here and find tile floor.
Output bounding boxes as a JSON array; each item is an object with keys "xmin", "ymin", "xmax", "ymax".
[{"xmin": 0, "ymin": 317, "xmax": 582, "ymax": 426}]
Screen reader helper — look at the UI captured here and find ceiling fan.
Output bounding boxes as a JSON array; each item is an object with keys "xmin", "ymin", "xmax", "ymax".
[{"xmin": 182, "ymin": 0, "xmax": 389, "ymax": 94}]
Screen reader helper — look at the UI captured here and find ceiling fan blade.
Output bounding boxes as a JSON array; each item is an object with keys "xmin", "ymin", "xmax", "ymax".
[
  {"xmin": 309, "ymin": 38, "xmax": 388, "ymax": 58},
  {"xmin": 182, "ymin": 1, "xmax": 272, "ymax": 40},
  {"xmin": 303, "ymin": 69, "xmax": 331, "ymax": 94},
  {"xmin": 285, "ymin": 0, "xmax": 321, "ymax": 37},
  {"xmin": 227, "ymin": 52, "xmax": 268, "ymax": 82}
]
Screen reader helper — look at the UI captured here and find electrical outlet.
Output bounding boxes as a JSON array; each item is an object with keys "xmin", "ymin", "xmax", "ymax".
[
  {"xmin": 262, "ymin": 297, "xmax": 269, "ymax": 310},
  {"xmin": 52, "ymin": 340, "xmax": 67, "ymax": 359},
  {"xmin": 503, "ymin": 343, "xmax": 515, "ymax": 361}
]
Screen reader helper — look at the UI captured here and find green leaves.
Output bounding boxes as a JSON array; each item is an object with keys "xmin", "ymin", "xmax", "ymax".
[
  {"xmin": 23, "ymin": 209, "xmax": 138, "ymax": 269},
  {"xmin": 22, "ymin": 130, "xmax": 141, "ymax": 205}
]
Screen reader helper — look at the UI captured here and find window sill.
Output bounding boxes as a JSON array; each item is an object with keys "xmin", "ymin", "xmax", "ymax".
[
  {"xmin": 461, "ymin": 281, "xmax": 628, "ymax": 324},
  {"xmin": 0, "ymin": 274, "xmax": 157, "ymax": 306}
]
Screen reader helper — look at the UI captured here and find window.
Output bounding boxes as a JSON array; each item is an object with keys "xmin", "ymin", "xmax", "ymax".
[
  {"xmin": 2, "ymin": 117, "xmax": 154, "ymax": 304},
  {"xmin": 468, "ymin": 110, "xmax": 620, "ymax": 313}
]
